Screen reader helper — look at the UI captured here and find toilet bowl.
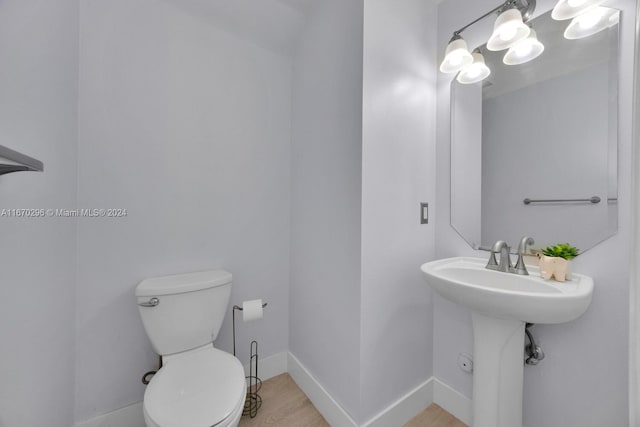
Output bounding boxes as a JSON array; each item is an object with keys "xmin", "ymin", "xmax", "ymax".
[
  {"xmin": 143, "ymin": 346, "xmax": 245, "ymax": 427},
  {"xmin": 136, "ymin": 270, "xmax": 246, "ymax": 427}
]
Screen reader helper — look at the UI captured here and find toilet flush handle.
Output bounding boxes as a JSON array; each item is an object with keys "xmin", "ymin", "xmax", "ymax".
[{"xmin": 138, "ymin": 297, "xmax": 160, "ymax": 307}]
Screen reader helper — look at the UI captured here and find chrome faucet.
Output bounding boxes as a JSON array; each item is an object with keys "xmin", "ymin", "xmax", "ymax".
[
  {"xmin": 486, "ymin": 240, "xmax": 512, "ymax": 273},
  {"xmin": 513, "ymin": 236, "xmax": 535, "ymax": 275}
]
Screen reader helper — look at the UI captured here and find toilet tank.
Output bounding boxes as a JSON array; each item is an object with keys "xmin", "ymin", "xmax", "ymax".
[{"xmin": 135, "ymin": 269, "xmax": 232, "ymax": 356}]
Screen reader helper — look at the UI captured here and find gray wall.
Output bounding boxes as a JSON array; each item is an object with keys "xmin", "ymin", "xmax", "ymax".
[
  {"xmin": 360, "ymin": 0, "xmax": 437, "ymax": 421},
  {"xmin": 289, "ymin": 0, "xmax": 364, "ymax": 420},
  {"xmin": 435, "ymin": 0, "xmax": 636, "ymax": 425},
  {"xmin": 76, "ymin": 0, "xmax": 292, "ymax": 421},
  {"xmin": 0, "ymin": 1, "xmax": 78, "ymax": 426}
]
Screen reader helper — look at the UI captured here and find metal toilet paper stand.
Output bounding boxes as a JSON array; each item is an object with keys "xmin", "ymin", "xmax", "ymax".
[{"xmin": 232, "ymin": 302, "xmax": 267, "ymax": 418}]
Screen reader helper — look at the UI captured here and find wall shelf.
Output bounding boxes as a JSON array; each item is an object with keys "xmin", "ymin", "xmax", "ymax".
[{"xmin": 0, "ymin": 145, "xmax": 44, "ymax": 175}]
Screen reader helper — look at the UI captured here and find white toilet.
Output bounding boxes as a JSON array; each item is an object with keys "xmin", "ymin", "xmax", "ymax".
[{"xmin": 136, "ymin": 269, "xmax": 246, "ymax": 427}]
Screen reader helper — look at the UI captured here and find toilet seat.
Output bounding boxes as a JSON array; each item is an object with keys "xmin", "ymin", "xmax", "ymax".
[{"xmin": 143, "ymin": 346, "xmax": 246, "ymax": 427}]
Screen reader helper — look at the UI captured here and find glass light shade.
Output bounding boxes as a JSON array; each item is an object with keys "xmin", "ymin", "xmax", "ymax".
[
  {"xmin": 564, "ymin": 7, "xmax": 618, "ymax": 40},
  {"xmin": 440, "ymin": 37, "xmax": 474, "ymax": 73},
  {"xmin": 551, "ymin": 0, "xmax": 606, "ymax": 20},
  {"xmin": 456, "ymin": 52, "xmax": 491, "ymax": 84},
  {"xmin": 487, "ymin": 9, "xmax": 531, "ymax": 51},
  {"xmin": 503, "ymin": 28, "xmax": 545, "ymax": 65}
]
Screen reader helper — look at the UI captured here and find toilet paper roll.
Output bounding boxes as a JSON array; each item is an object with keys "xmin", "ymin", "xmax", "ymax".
[{"xmin": 242, "ymin": 299, "xmax": 264, "ymax": 322}]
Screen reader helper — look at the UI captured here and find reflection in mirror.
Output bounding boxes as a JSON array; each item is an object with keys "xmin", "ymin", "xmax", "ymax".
[{"xmin": 450, "ymin": 8, "xmax": 619, "ymax": 252}]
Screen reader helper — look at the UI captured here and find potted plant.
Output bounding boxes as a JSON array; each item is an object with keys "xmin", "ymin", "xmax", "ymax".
[{"xmin": 538, "ymin": 243, "xmax": 579, "ymax": 282}]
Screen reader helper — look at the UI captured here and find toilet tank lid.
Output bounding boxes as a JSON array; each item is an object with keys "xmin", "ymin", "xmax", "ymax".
[{"xmin": 136, "ymin": 269, "xmax": 232, "ymax": 297}]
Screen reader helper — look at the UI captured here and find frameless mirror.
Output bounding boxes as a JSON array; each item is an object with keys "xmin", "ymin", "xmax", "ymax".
[{"xmin": 450, "ymin": 8, "xmax": 619, "ymax": 252}]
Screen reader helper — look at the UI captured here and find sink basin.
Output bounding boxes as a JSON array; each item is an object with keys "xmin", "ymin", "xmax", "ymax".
[
  {"xmin": 421, "ymin": 257, "xmax": 593, "ymax": 323},
  {"xmin": 421, "ymin": 256, "xmax": 594, "ymax": 427}
]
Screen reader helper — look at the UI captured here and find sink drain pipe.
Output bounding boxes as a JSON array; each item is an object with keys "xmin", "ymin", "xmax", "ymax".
[{"xmin": 525, "ymin": 323, "xmax": 545, "ymax": 365}]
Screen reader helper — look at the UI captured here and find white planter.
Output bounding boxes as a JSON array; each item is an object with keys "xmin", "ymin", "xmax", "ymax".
[{"xmin": 538, "ymin": 255, "xmax": 572, "ymax": 281}]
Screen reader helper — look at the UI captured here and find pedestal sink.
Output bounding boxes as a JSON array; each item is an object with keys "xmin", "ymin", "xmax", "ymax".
[{"xmin": 421, "ymin": 257, "xmax": 593, "ymax": 427}]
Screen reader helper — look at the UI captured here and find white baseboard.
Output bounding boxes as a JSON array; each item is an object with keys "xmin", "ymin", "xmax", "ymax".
[
  {"xmin": 244, "ymin": 350, "xmax": 288, "ymax": 380},
  {"xmin": 362, "ymin": 378, "xmax": 434, "ymax": 427},
  {"xmin": 287, "ymin": 353, "xmax": 468, "ymax": 427},
  {"xmin": 74, "ymin": 351, "xmax": 288, "ymax": 427},
  {"xmin": 287, "ymin": 352, "xmax": 359, "ymax": 427},
  {"xmin": 433, "ymin": 378, "xmax": 472, "ymax": 425},
  {"xmin": 73, "ymin": 402, "xmax": 145, "ymax": 427}
]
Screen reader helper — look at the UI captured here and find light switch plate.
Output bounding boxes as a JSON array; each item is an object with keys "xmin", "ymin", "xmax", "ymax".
[{"xmin": 420, "ymin": 202, "xmax": 428, "ymax": 224}]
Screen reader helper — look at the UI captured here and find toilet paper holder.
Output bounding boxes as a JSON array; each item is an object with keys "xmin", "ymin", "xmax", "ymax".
[
  {"xmin": 232, "ymin": 301, "xmax": 267, "ymax": 418},
  {"xmin": 232, "ymin": 301, "xmax": 267, "ymax": 357}
]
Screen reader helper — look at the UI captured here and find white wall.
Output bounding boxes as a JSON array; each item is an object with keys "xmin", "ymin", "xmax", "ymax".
[
  {"xmin": 289, "ymin": 0, "xmax": 364, "ymax": 420},
  {"xmin": 0, "ymin": 1, "xmax": 78, "ymax": 426},
  {"xmin": 435, "ymin": 0, "xmax": 636, "ymax": 425},
  {"xmin": 76, "ymin": 0, "xmax": 292, "ymax": 421},
  {"xmin": 360, "ymin": 0, "xmax": 437, "ymax": 422}
]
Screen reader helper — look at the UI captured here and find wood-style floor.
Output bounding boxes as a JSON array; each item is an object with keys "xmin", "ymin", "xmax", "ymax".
[
  {"xmin": 405, "ymin": 404, "xmax": 467, "ymax": 427},
  {"xmin": 237, "ymin": 373, "xmax": 467, "ymax": 427},
  {"xmin": 237, "ymin": 373, "xmax": 327, "ymax": 426}
]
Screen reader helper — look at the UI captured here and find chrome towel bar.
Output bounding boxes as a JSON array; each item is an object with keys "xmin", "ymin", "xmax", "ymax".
[{"xmin": 523, "ymin": 196, "xmax": 601, "ymax": 205}]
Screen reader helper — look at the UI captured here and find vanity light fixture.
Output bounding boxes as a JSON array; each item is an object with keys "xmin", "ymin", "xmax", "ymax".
[
  {"xmin": 563, "ymin": 7, "xmax": 619, "ymax": 39},
  {"xmin": 457, "ymin": 50, "xmax": 491, "ymax": 84},
  {"xmin": 440, "ymin": 35, "xmax": 474, "ymax": 73},
  {"xmin": 551, "ymin": 0, "xmax": 606, "ymax": 21},
  {"xmin": 0, "ymin": 145, "xmax": 44, "ymax": 175},
  {"xmin": 503, "ymin": 27, "xmax": 545, "ymax": 65},
  {"xmin": 439, "ymin": 0, "xmax": 536, "ymax": 77}
]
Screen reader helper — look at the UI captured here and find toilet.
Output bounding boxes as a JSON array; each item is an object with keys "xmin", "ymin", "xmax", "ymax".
[{"xmin": 136, "ymin": 269, "xmax": 246, "ymax": 427}]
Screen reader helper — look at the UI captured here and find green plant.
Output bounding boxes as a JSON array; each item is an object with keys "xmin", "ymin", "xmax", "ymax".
[{"xmin": 542, "ymin": 243, "xmax": 579, "ymax": 260}]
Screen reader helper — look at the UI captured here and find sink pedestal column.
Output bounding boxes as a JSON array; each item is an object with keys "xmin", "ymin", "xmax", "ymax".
[{"xmin": 471, "ymin": 312, "xmax": 525, "ymax": 427}]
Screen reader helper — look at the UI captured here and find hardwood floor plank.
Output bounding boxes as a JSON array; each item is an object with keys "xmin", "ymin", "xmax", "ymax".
[
  {"xmin": 404, "ymin": 403, "xmax": 468, "ymax": 427},
  {"xmin": 238, "ymin": 373, "xmax": 329, "ymax": 427}
]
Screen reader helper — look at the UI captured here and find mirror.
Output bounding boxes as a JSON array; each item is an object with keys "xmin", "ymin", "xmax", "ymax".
[{"xmin": 450, "ymin": 8, "xmax": 619, "ymax": 252}]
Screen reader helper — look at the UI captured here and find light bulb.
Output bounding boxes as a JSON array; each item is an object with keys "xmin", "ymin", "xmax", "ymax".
[
  {"xmin": 503, "ymin": 28, "xmax": 544, "ymax": 65},
  {"xmin": 457, "ymin": 52, "xmax": 491, "ymax": 84},
  {"xmin": 578, "ymin": 9, "xmax": 603, "ymax": 29},
  {"xmin": 515, "ymin": 42, "xmax": 533, "ymax": 57},
  {"xmin": 499, "ymin": 24, "xmax": 518, "ymax": 41},
  {"xmin": 448, "ymin": 52, "xmax": 463, "ymax": 67},
  {"xmin": 564, "ymin": 7, "xmax": 617, "ymax": 39},
  {"xmin": 568, "ymin": 0, "xmax": 587, "ymax": 7},
  {"xmin": 466, "ymin": 65, "xmax": 482, "ymax": 79}
]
